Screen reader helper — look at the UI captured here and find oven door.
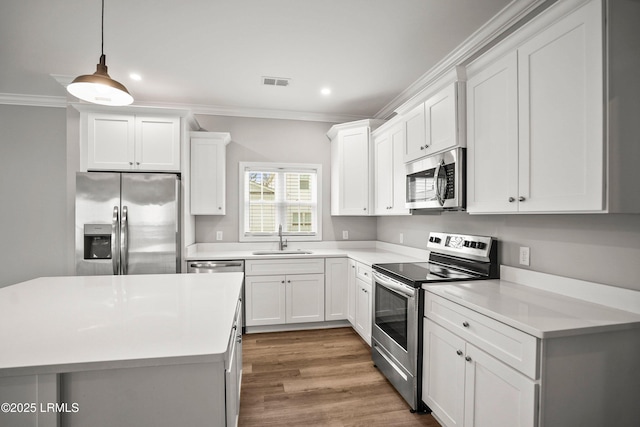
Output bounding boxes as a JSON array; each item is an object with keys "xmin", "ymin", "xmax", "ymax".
[{"xmin": 372, "ymin": 272, "xmax": 418, "ymax": 375}]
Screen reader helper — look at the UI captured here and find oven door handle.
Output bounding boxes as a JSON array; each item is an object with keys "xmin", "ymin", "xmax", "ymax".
[{"xmin": 373, "ymin": 272, "xmax": 415, "ymax": 298}]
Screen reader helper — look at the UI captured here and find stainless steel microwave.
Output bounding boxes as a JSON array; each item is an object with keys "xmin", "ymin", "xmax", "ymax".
[{"xmin": 406, "ymin": 147, "xmax": 465, "ymax": 211}]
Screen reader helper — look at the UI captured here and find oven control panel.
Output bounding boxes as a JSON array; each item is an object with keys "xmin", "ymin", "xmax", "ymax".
[{"xmin": 427, "ymin": 232, "xmax": 493, "ymax": 259}]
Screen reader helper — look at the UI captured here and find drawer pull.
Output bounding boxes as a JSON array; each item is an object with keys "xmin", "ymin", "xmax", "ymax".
[
  {"xmin": 462, "ymin": 321, "xmax": 470, "ymax": 328},
  {"xmin": 456, "ymin": 350, "xmax": 463, "ymax": 356},
  {"xmin": 465, "ymin": 356, "xmax": 472, "ymax": 362}
]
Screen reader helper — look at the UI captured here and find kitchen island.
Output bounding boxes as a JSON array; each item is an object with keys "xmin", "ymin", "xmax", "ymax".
[{"xmin": 0, "ymin": 273, "xmax": 244, "ymax": 427}]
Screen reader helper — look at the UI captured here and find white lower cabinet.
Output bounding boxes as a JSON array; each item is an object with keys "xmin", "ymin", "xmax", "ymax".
[
  {"xmin": 245, "ymin": 274, "xmax": 324, "ymax": 326},
  {"xmin": 346, "ymin": 259, "xmax": 357, "ymax": 326},
  {"xmin": 423, "ymin": 293, "xmax": 537, "ymax": 427},
  {"xmin": 244, "ymin": 259, "xmax": 325, "ymax": 327},
  {"xmin": 325, "ymin": 258, "xmax": 348, "ymax": 321},
  {"xmin": 354, "ymin": 277, "xmax": 372, "ymax": 345},
  {"xmin": 423, "ymin": 319, "xmax": 536, "ymax": 427}
]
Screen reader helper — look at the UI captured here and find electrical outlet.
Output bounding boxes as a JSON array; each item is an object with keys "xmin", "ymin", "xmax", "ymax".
[
  {"xmin": 342, "ymin": 230, "xmax": 349, "ymax": 240},
  {"xmin": 216, "ymin": 231, "xmax": 223, "ymax": 241},
  {"xmin": 399, "ymin": 233, "xmax": 404, "ymax": 244},
  {"xmin": 519, "ymin": 247, "xmax": 530, "ymax": 266}
]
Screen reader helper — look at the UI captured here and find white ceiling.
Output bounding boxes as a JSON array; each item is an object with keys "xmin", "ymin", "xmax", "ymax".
[{"xmin": 0, "ymin": 0, "xmax": 512, "ymax": 121}]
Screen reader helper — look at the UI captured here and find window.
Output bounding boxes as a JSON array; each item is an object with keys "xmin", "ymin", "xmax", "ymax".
[{"xmin": 239, "ymin": 162, "xmax": 322, "ymax": 242}]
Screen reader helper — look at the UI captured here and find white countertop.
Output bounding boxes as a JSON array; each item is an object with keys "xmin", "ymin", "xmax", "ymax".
[
  {"xmin": 425, "ymin": 278, "xmax": 640, "ymax": 339},
  {"xmin": 0, "ymin": 273, "xmax": 244, "ymax": 377},
  {"xmin": 185, "ymin": 241, "xmax": 427, "ymax": 266}
]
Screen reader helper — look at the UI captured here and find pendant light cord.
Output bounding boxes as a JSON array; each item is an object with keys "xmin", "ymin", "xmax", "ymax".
[{"xmin": 101, "ymin": 0, "xmax": 104, "ymax": 56}]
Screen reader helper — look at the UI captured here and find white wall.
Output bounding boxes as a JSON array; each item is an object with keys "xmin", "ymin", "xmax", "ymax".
[
  {"xmin": 193, "ymin": 115, "xmax": 377, "ymax": 243},
  {"xmin": 378, "ymin": 213, "xmax": 640, "ymax": 291},
  {"xmin": 0, "ymin": 105, "xmax": 69, "ymax": 288}
]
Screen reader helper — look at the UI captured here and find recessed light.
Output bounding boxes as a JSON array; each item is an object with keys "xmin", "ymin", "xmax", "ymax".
[
  {"xmin": 129, "ymin": 73, "xmax": 142, "ymax": 81},
  {"xmin": 321, "ymin": 87, "xmax": 331, "ymax": 96}
]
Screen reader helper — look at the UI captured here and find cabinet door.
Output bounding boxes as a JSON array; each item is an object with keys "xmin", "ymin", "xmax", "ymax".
[
  {"xmin": 190, "ymin": 138, "xmax": 226, "ymax": 215},
  {"xmin": 464, "ymin": 344, "xmax": 537, "ymax": 427},
  {"xmin": 87, "ymin": 113, "xmax": 135, "ymax": 170},
  {"xmin": 325, "ymin": 258, "xmax": 348, "ymax": 321},
  {"xmin": 423, "ymin": 319, "xmax": 466, "ymax": 427},
  {"xmin": 389, "ymin": 124, "xmax": 410, "ymax": 215},
  {"xmin": 404, "ymin": 103, "xmax": 427, "ymax": 162},
  {"xmin": 374, "ymin": 131, "xmax": 394, "ymax": 214},
  {"xmin": 335, "ymin": 128, "xmax": 371, "ymax": 215},
  {"xmin": 286, "ymin": 274, "xmax": 325, "ymax": 324},
  {"xmin": 517, "ymin": 0, "xmax": 603, "ymax": 212},
  {"xmin": 347, "ymin": 259, "xmax": 357, "ymax": 326},
  {"xmin": 244, "ymin": 275, "xmax": 286, "ymax": 326},
  {"xmin": 466, "ymin": 51, "xmax": 519, "ymax": 213},
  {"xmin": 424, "ymin": 84, "xmax": 458, "ymax": 156},
  {"xmin": 134, "ymin": 116, "xmax": 181, "ymax": 171},
  {"xmin": 225, "ymin": 327, "xmax": 239, "ymax": 427},
  {"xmin": 355, "ymin": 278, "xmax": 372, "ymax": 345}
]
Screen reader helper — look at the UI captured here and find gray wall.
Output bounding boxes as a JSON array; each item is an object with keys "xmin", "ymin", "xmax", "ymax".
[
  {"xmin": 378, "ymin": 213, "xmax": 640, "ymax": 291},
  {"xmin": 0, "ymin": 105, "xmax": 69, "ymax": 288},
  {"xmin": 194, "ymin": 115, "xmax": 377, "ymax": 243}
]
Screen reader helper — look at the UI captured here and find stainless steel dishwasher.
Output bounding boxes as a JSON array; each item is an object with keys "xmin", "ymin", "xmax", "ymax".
[
  {"xmin": 187, "ymin": 260, "xmax": 245, "ymax": 274},
  {"xmin": 187, "ymin": 260, "xmax": 245, "ymax": 332}
]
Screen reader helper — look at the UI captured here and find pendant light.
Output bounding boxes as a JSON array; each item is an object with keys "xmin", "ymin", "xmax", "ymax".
[{"xmin": 67, "ymin": 0, "xmax": 133, "ymax": 106}]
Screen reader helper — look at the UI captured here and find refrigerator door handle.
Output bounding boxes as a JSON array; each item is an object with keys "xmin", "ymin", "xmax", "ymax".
[
  {"xmin": 121, "ymin": 205, "xmax": 129, "ymax": 275},
  {"xmin": 111, "ymin": 206, "xmax": 120, "ymax": 275}
]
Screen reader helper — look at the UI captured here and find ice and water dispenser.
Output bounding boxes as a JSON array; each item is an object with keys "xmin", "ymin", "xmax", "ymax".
[{"xmin": 83, "ymin": 224, "xmax": 112, "ymax": 259}]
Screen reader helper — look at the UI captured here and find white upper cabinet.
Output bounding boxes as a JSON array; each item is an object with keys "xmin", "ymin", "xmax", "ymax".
[
  {"xmin": 190, "ymin": 132, "xmax": 230, "ymax": 215},
  {"xmin": 328, "ymin": 119, "xmax": 384, "ymax": 216},
  {"xmin": 467, "ymin": 0, "xmax": 604, "ymax": 213},
  {"xmin": 401, "ymin": 67, "xmax": 466, "ymax": 163},
  {"xmin": 84, "ymin": 112, "xmax": 181, "ymax": 172},
  {"xmin": 373, "ymin": 121, "xmax": 410, "ymax": 215}
]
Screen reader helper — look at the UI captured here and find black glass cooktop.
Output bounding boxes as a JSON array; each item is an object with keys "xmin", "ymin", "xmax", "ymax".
[{"xmin": 372, "ymin": 262, "xmax": 481, "ymax": 287}]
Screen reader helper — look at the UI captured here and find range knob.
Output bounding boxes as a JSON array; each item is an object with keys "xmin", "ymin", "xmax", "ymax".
[
  {"xmin": 429, "ymin": 236, "xmax": 442, "ymax": 244},
  {"xmin": 476, "ymin": 242, "xmax": 487, "ymax": 250},
  {"xmin": 463, "ymin": 240, "xmax": 471, "ymax": 247}
]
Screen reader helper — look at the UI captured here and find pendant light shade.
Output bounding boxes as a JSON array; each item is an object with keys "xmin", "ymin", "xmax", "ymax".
[{"xmin": 67, "ymin": 0, "xmax": 133, "ymax": 106}]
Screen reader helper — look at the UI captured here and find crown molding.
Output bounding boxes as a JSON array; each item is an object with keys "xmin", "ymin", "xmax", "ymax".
[
  {"xmin": 374, "ymin": 0, "xmax": 555, "ymax": 119},
  {"xmin": 0, "ymin": 93, "xmax": 67, "ymax": 108}
]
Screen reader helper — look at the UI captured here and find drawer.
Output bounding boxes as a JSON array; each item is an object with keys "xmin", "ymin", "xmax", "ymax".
[
  {"xmin": 355, "ymin": 262, "xmax": 372, "ymax": 283},
  {"xmin": 425, "ymin": 292, "xmax": 539, "ymax": 379},
  {"xmin": 245, "ymin": 258, "xmax": 325, "ymax": 276}
]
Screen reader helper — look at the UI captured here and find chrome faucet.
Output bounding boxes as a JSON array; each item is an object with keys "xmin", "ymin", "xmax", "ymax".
[{"xmin": 278, "ymin": 224, "xmax": 288, "ymax": 251}]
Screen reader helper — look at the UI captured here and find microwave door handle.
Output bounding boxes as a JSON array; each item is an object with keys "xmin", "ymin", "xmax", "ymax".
[
  {"xmin": 111, "ymin": 206, "xmax": 120, "ymax": 275},
  {"xmin": 121, "ymin": 206, "xmax": 129, "ymax": 275},
  {"xmin": 434, "ymin": 160, "xmax": 445, "ymax": 206}
]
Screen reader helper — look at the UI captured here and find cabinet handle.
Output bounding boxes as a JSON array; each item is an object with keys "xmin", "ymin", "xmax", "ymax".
[
  {"xmin": 363, "ymin": 207, "xmax": 367, "ymax": 211},
  {"xmin": 462, "ymin": 321, "xmax": 469, "ymax": 328},
  {"xmin": 420, "ymin": 146, "xmax": 425, "ymax": 150},
  {"xmin": 508, "ymin": 197, "xmax": 515, "ymax": 203},
  {"xmin": 519, "ymin": 196, "xmax": 526, "ymax": 202},
  {"xmin": 281, "ymin": 280, "xmax": 285, "ymax": 284},
  {"xmin": 136, "ymin": 162, "xmax": 140, "ymax": 166},
  {"xmin": 456, "ymin": 350, "xmax": 463, "ymax": 356},
  {"xmin": 465, "ymin": 356, "xmax": 472, "ymax": 362},
  {"xmin": 129, "ymin": 162, "xmax": 134, "ymax": 166},
  {"xmin": 236, "ymin": 336, "xmax": 242, "ymax": 343},
  {"xmin": 218, "ymin": 207, "xmax": 222, "ymax": 210},
  {"xmin": 287, "ymin": 280, "xmax": 291, "ymax": 283}
]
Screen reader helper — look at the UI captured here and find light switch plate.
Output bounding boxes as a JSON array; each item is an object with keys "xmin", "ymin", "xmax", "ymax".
[
  {"xmin": 342, "ymin": 230, "xmax": 349, "ymax": 240},
  {"xmin": 216, "ymin": 231, "xmax": 223, "ymax": 241}
]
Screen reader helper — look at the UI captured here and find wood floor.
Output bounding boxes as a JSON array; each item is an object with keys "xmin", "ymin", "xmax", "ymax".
[{"xmin": 238, "ymin": 327, "xmax": 441, "ymax": 427}]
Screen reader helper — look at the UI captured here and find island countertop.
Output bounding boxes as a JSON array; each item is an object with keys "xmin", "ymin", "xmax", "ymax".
[{"xmin": 0, "ymin": 273, "xmax": 244, "ymax": 377}]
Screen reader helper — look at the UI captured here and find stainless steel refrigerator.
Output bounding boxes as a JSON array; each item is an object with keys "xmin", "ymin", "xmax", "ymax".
[{"xmin": 75, "ymin": 172, "xmax": 180, "ymax": 275}]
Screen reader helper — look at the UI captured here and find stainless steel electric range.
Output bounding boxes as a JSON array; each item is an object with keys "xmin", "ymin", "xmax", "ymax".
[{"xmin": 371, "ymin": 232, "xmax": 498, "ymax": 412}]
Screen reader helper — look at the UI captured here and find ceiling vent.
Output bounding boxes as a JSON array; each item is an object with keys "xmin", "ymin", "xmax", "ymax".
[{"xmin": 262, "ymin": 76, "xmax": 291, "ymax": 87}]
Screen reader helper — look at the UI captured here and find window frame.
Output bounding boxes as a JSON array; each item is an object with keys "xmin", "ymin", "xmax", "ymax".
[{"xmin": 238, "ymin": 162, "xmax": 322, "ymax": 242}]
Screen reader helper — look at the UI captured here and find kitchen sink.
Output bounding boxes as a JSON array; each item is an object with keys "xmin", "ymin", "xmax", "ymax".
[{"xmin": 252, "ymin": 250, "xmax": 314, "ymax": 255}]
